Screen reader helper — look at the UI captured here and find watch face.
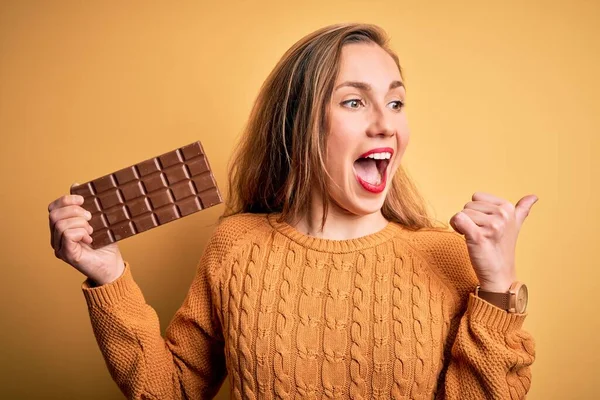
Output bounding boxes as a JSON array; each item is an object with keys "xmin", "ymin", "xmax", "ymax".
[{"xmin": 516, "ymin": 284, "xmax": 528, "ymax": 313}]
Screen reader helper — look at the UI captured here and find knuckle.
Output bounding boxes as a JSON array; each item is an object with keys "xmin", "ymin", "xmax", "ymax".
[
  {"xmin": 503, "ymin": 202, "xmax": 515, "ymax": 212},
  {"xmin": 63, "ymin": 195, "xmax": 77, "ymax": 206},
  {"xmin": 55, "ymin": 220, "xmax": 67, "ymax": 232},
  {"xmin": 49, "ymin": 210, "xmax": 62, "ymax": 225},
  {"xmin": 490, "ymin": 220, "xmax": 503, "ymax": 232},
  {"xmin": 497, "ymin": 207, "xmax": 509, "ymax": 220}
]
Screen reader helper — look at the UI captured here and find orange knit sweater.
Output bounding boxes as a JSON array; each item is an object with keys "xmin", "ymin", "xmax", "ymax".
[{"xmin": 82, "ymin": 213, "xmax": 535, "ymax": 399}]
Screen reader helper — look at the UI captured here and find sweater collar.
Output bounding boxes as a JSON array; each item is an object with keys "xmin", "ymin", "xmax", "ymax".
[{"xmin": 267, "ymin": 213, "xmax": 404, "ymax": 253}]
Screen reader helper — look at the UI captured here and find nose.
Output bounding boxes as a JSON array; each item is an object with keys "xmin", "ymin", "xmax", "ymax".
[{"xmin": 366, "ymin": 105, "xmax": 396, "ymax": 138}]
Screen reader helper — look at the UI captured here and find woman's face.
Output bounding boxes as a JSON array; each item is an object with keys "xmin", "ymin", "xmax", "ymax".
[{"xmin": 323, "ymin": 42, "xmax": 410, "ymax": 217}]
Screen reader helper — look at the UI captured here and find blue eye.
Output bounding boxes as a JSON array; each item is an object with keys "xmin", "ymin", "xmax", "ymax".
[{"xmin": 341, "ymin": 99, "xmax": 363, "ymax": 109}]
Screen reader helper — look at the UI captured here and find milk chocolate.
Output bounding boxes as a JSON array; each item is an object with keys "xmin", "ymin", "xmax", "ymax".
[{"xmin": 70, "ymin": 141, "xmax": 222, "ymax": 248}]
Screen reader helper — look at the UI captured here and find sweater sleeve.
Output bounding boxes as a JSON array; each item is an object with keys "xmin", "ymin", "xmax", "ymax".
[
  {"xmin": 437, "ymin": 293, "xmax": 535, "ymax": 399},
  {"xmin": 408, "ymin": 229, "xmax": 536, "ymax": 399},
  {"xmin": 81, "ymin": 232, "xmax": 228, "ymax": 399}
]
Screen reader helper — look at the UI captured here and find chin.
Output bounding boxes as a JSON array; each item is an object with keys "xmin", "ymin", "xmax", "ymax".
[
  {"xmin": 326, "ymin": 169, "xmax": 395, "ymax": 218},
  {"xmin": 355, "ymin": 197, "xmax": 387, "ymax": 216},
  {"xmin": 333, "ymin": 190, "xmax": 388, "ymax": 218}
]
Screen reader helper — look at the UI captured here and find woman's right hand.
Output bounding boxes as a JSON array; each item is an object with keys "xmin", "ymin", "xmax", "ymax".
[{"xmin": 48, "ymin": 188, "xmax": 125, "ymax": 286}]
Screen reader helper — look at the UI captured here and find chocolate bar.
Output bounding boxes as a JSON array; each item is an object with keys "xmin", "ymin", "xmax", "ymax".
[{"xmin": 70, "ymin": 141, "xmax": 222, "ymax": 248}]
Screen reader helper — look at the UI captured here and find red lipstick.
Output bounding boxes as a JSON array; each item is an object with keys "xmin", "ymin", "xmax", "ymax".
[
  {"xmin": 356, "ymin": 168, "xmax": 388, "ymax": 193},
  {"xmin": 358, "ymin": 147, "xmax": 395, "ymax": 159},
  {"xmin": 354, "ymin": 147, "xmax": 394, "ymax": 194}
]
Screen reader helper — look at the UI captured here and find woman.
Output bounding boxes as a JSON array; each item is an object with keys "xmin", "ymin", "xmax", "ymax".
[{"xmin": 48, "ymin": 23, "xmax": 536, "ymax": 399}]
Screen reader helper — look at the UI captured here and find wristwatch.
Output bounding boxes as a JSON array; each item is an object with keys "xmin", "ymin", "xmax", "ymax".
[{"xmin": 475, "ymin": 281, "xmax": 528, "ymax": 313}]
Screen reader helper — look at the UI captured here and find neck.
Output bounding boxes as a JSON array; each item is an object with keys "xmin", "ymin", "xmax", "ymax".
[{"xmin": 289, "ymin": 191, "xmax": 389, "ymax": 241}]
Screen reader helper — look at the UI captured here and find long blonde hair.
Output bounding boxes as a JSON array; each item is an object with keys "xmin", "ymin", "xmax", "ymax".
[{"xmin": 221, "ymin": 23, "xmax": 447, "ymax": 231}]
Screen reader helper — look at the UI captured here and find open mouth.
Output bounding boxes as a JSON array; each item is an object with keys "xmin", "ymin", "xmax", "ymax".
[{"xmin": 353, "ymin": 148, "xmax": 393, "ymax": 193}]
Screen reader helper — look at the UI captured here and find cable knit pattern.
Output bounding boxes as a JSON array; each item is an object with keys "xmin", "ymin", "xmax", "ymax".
[
  {"xmin": 82, "ymin": 213, "xmax": 535, "ymax": 399},
  {"xmin": 322, "ymin": 253, "xmax": 351, "ymax": 398},
  {"xmin": 410, "ymin": 256, "xmax": 430, "ymax": 398},
  {"xmin": 237, "ymin": 243, "xmax": 261, "ymax": 399},
  {"xmin": 274, "ymin": 240, "xmax": 302, "ymax": 397},
  {"xmin": 255, "ymin": 234, "xmax": 283, "ymax": 396},
  {"xmin": 372, "ymin": 244, "xmax": 392, "ymax": 398},
  {"xmin": 391, "ymin": 250, "xmax": 411, "ymax": 398},
  {"xmin": 350, "ymin": 251, "xmax": 370, "ymax": 399},
  {"xmin": 226, "ymin": 254, "xmax": 243, "ymax": 398}
]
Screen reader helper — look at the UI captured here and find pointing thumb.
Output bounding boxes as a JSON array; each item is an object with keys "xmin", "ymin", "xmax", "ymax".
[{"xmin": 515, "ymin": 194, "xmax": 538, "ymax": 228}]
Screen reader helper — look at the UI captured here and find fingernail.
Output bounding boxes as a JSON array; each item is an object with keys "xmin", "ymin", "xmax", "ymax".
[{"xmin": 85, "ymin": 211, "xmax": 92, "ymax": 219}]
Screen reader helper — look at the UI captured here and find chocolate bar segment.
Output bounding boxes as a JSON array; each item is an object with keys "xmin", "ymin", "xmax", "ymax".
[{"xmin": 70, "ymin": 141, "xmax": 222, "ymax": 248}]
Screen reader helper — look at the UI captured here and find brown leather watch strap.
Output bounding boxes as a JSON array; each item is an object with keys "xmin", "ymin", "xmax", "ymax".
[{"xmin": 476, "ymin": 288, "xmax": 510, "ymax": 310}]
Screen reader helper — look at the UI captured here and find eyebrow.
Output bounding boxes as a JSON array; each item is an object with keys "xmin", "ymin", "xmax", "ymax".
[{"xmin": 334, "ymin": 80, "xmax": 405, "ymax": 92}]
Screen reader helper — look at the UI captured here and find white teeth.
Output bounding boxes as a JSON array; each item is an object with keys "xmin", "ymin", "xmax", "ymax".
[{"xmin": 365, "ymin": 152, "xmax": 391, "ymax": 160}]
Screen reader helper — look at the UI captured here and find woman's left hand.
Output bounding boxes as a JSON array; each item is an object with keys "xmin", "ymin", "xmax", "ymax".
[{"xmin": 449, "ymin": 192, "xmax": 538, "ymax": 292}]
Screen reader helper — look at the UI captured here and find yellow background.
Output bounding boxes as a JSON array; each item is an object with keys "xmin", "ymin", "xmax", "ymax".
[{"xmin": 1, "ymin": 1, "xmax": 597, "ymax": 398}]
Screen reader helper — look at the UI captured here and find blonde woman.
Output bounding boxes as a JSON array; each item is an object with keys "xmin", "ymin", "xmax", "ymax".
[{"xmin": 48, "ymin": 23, "xmax": 537, "ymax": 399}]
